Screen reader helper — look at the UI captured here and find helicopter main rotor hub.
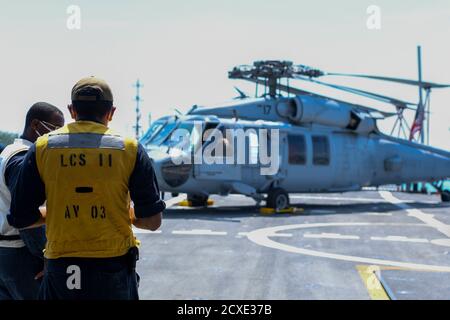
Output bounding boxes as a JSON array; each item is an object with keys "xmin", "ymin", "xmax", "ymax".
[{"xmin": 229, "ymin": 60, "xmax": 324, "ymax": 97}]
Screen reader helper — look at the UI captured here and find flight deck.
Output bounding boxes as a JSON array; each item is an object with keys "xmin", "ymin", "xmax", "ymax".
[{"xmin": 135, "ymin": 191, "xmax": 450, "ymax": 300}]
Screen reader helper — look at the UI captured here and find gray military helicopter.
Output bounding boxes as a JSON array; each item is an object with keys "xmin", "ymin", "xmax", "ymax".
[{"xmin": 141, "ymin": 60, "xmax": 450, "ymax": 209}]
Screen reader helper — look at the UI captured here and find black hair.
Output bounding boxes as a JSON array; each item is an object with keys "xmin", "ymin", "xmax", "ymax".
[
  {"xmin": 72, "ymin": 100, "xmax": 113, "ymax": 121},
  {"xmin": 24, "ymin": 102, "xmax": 63, "ymax": 128}
]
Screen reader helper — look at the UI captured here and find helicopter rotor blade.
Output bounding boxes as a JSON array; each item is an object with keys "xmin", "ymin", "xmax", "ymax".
[
  {"xmin": 294, "ymin": 76, "xmax": 417, "ymax": 110},
  {"xmin": 326, "ymin": 73, "xmax": 450, "ymax": 89}
]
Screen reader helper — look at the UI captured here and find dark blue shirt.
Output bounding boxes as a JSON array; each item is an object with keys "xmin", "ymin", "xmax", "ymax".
[
  {"xmin": 8, "ymin": 142, "xmax": 166, "ymax": 229},
  {"xmin": 5, "ymin": 149, "xmax": 46, "ymax": 260}
]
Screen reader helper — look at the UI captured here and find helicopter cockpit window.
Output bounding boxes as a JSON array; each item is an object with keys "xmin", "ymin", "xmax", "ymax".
[
  {"xmin": 161, "ymin": 122, "xmax": 196, "ymax": 149},
  {"xmin": 161, "ymin": 121, "xmax": 219, "ymax": 151},
  {"xmin": 288, "ymin": 135, "xmax": 306, "ymax": 165},
  {"xmin": 312, "ymin": 135, "xmax": 330, "ymax": 166},
  {"xmin": 141, "ymin": 120, "xmax": 166, "ymax": 147},
  {"xmin": 151, "ymin": 122, "xmax": 178, "ymax": 146}
]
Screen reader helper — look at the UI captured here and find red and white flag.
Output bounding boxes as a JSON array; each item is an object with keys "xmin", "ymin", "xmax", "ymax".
[{"xmin": 409, "ymin": 108, "xmax": 425, "ymax": 141}]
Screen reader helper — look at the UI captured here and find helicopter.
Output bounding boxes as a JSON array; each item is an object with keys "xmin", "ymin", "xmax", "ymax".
[{"xmin": 141, "ymin": 60, "xmax": 450, "ymax": 209}]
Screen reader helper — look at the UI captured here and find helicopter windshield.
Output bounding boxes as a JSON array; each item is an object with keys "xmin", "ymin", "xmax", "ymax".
[
  {"xmin": 141, "ymin": 119, "xmax": 166, "ymax": 148},
  {"xmin": 161, "ymin": 122, "xmax": 201, "ymax": 150},
  {"xmin": 148, "ymin": 120, "xmax": 219, "ymax": 153},
  {"xmin": 150, "ymin": 121, "xmax": 179, "ymax": 146}
]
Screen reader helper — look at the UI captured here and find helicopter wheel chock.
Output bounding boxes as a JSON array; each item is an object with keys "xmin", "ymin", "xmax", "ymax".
[{"xmin": 178, "ymin": 194, "xmax": 213, "ymax": 207}]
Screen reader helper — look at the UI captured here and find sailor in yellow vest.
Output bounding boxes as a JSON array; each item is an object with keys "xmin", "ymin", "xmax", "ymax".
[{"xmin": 8, "ymin": 77, "xmax": 165, "ymax": 300}]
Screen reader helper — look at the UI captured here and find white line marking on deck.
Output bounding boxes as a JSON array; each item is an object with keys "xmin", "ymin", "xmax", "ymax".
[
  {"xmin": 237, "ymin": 232, "xmax": 249, "ymax": 237},
  {"xmin": 290, "ymin": 195, "xmax": 437, "ymax": 204},
  {"xmin": 290, "ymin": 195, "xmax": 382, "ymax": 202},
  {"xmin": 172, "ymin": 229, "xmax": 227, "ymax": 236},
  {"xmin": 268, "ymin": 233, "xmax": 293, "ymax": 238},
  {"xmin": 379, "ymin": 191, "xmax": 450, "ymax": 238},
  {"xmin": 133, "ymin": 228, "xmax": 162, "ymax": 234},
  {"xmin": 365, "ymin": 212, "xmax": 392, "ymax": 216},
  {"xmin": 304, "ymin": 233, "xmax": 360, "ymax": 240},
  {"xmin": 370, "ymin": 236, "xmax": 429, "ymax": 243}
]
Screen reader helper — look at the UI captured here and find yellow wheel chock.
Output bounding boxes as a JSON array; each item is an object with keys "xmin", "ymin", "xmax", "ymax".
[{"xmin": 177, "ymin": 199, "xmax": 215, "ymax": 207}]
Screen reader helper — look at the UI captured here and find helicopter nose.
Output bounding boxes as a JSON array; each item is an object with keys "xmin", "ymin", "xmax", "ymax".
[{"xmin": 152, "ymin": 157, "xmax": 192, "ymax": 189}]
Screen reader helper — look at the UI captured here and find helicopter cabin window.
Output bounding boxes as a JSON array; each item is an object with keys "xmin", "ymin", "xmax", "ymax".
[
  {"xmin": 288, "ymin": 135, "xmax": 306, "ymax": 165},
  {"xmin": 312, "ymin": 136, "xmax": 330, "ymax": 166}
]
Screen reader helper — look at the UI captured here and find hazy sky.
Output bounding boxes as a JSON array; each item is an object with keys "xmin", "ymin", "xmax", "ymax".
[{"xmin": 1, "ymin": 0, "xmax": 449, "ymax": 149}]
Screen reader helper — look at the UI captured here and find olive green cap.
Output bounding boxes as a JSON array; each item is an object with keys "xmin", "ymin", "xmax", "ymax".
[{"xmin": 71, "ymin": 76, "xmax": 113, "ymax": 102}]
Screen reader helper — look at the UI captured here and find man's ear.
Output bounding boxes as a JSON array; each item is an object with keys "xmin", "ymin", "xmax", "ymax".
[
  {"xmin": 30, "ymin": 118, "xmax": 40, "ymax": 131},
  {"xmin": 108, "ymin": 106, "xmax": 116, "ymax": 121},
  {"xmin": 68, "ymin": 104, "xmax": 76, "ymax": 120}
]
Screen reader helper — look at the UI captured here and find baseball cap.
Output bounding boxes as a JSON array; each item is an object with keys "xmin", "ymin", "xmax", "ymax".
[{"xmin": 71, "ymin": 76, "xmax": 114, "ymax": 102}]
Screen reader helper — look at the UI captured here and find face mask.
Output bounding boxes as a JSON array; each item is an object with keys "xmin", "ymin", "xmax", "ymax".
[
  {"xmin": 34, "ymin": 120, "xmax": 60, "ymax": 137},
  {"xmin": 34, "ymin": 128, "xmax": 43, "ymax": 137}
]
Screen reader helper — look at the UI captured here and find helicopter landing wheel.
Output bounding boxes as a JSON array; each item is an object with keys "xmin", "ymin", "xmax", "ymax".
[
  {"xmin": 187, "ymin": 194, "xmax": 209, "ymax": 207},
  {"xmin": 441, "ymin": 191, "xmax": 450, "ymax": 202},
  {"xmin": 267, "ymin": 188, "xmax": 290, "ymax": 211}
]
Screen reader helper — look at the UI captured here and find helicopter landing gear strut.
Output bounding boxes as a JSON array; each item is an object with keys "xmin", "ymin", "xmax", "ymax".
[
  {"xmin": 442, "ymin": 191, "xmax": 450, "ymax": 202},
  {"xmin": 432, "ymin": 181, "xmax": 450, "ymax": 203},
  {"xmin": 266, "ymin": 188, "xmax": 290, "ymax": 211}
]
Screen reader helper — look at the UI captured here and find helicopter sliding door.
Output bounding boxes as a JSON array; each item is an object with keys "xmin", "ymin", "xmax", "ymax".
[
  {"xmin": 283, "ymin": 131, "xmax": 335, "ymax": 192},
  {"xmin": 193, "ymin": 124, "xmax": 242, "ymax": 181},
  {"xmin": 240, "ymin": 127, "xmax": 268, "ymax": 188}
]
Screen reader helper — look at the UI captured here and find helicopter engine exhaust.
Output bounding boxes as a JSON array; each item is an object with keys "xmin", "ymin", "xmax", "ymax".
[{"xmin": 277, "ymin": 96, "xmax": 376, "ymax": 133}]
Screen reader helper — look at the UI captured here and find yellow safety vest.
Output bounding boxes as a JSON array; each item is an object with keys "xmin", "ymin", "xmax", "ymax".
[{"xmin": 35, "ymin": 121, "xmax": 139, "ymax": 259}]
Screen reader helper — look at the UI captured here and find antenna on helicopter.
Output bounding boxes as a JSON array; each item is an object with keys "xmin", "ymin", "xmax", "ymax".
[
  {"xmin": 233, "ymin": 86, "xmax": 249, "ymax": 99},
  {"xmin": 186, "ymin": 105, "xmax": 198, "ymax": 115}
]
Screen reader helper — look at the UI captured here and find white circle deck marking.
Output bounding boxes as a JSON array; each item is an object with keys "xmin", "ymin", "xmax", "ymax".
[
  {"xmin": 431, "ymin": 239, "xmax": 450, "ymax": 247},
  {"xmin": 246, "ymin": 222, "xmax": 450, "ymax": 272}
]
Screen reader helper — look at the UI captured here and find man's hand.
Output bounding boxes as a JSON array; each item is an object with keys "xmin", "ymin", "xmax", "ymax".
[
  {"xmin": 130, "ymin": 207, "xmax": 162, "ymax": 231},
  {"xmin": 132, "ymin": 214, "xmax": 162, "ymax": 231},
  {"xmin": 20, "ymin": 205, "xmax": 46, "ymax": 229},
  {"xmin": 34, "ymin": 270, "xmax": 44, "ymax": 280},
  {"xmin": 20, "ymin": 216, "xmax": 45, "ymax": 230}
]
